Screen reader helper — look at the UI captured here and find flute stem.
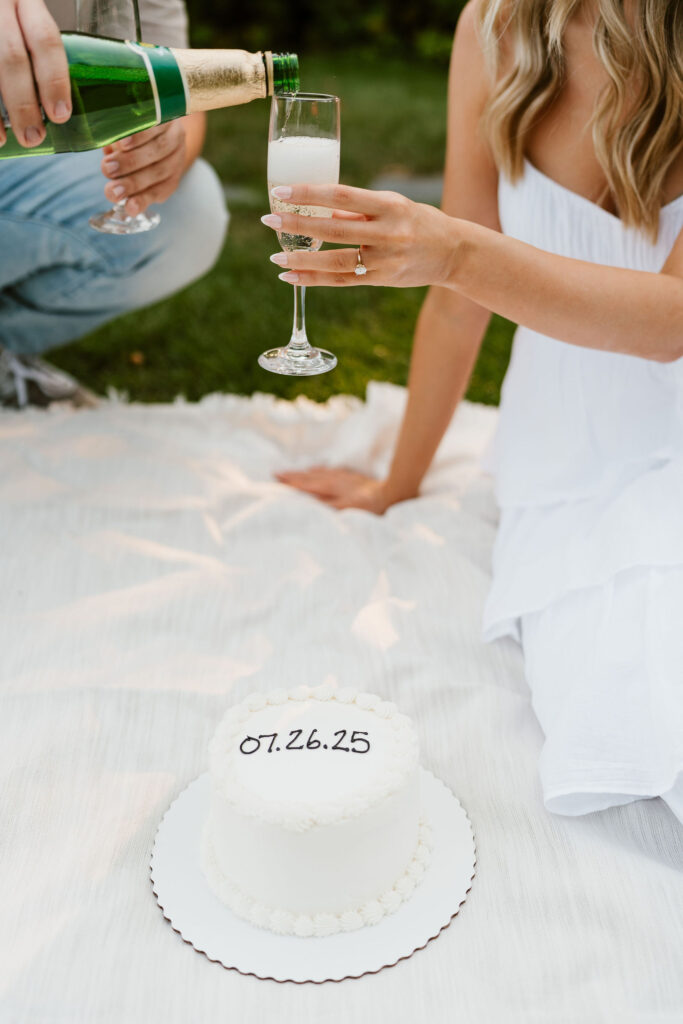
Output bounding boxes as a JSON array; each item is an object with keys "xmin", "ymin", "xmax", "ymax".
[{"xmin": 288, "ymin": 285, "xmax": 311, "ymax": 352}]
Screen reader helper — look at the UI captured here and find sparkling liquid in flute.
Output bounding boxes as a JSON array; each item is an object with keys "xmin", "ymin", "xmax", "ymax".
[{"xmin": 268, "ymin": 134, "xmax": 341, "ymax": 251}]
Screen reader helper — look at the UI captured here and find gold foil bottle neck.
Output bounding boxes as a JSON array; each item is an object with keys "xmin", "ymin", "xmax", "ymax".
[
  {"xmin": 263, "ymin": 52, "xmax": 274, "ymax": 97},
  {"xmin": 171, "ymin": 48, "xmax": 267, "ymax": 113}
]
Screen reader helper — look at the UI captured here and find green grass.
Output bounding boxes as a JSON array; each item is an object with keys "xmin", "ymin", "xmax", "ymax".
[{"xmin": 52, "ymin": 53, "xmax": 514, "ymax": 405}]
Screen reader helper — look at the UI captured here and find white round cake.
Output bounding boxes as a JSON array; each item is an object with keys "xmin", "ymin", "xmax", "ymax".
[{"xmin": 201, "ymin": 684, "xmax": 432, "ymax": 937}]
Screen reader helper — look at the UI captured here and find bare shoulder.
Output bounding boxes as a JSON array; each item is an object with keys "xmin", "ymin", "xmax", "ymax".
[
  {"xmin": 452, "ymin": 0, "xmax": 517, "ymax": 92},
  {"xmin": 450, "ymin": 0, "xmax": 491, "ymax": 101},
  {"xmin": 454, "ymin": 0, "xmax": 481, "ymax": 41},
  {"xmin": 441, "ymin": 0, "xmax": 500, "ymax": 228}
]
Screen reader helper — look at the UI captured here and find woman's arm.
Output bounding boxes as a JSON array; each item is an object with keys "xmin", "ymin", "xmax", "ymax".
[
  {"xmin": 447, "ymin": 221, "xmax": 683, "ymax": 363},
  {"xmin": 382, "ymin": 5, "xmax": 498, "ymax": 505},
  {"xmin": 269, "ymin": 186, "xmax": 683, "ymax": 364},
  {"xmin": 277, "ymin": 4, "xmax": 499, "ymax": 511},
  {"xmin": 382, "ymin": 288, "xmax": 490, "ymax": 505}
]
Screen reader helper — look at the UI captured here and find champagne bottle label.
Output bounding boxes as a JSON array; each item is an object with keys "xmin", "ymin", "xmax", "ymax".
[{"xmin": 128, "ymin": 42, "xmax": 188, "ymax": 124}]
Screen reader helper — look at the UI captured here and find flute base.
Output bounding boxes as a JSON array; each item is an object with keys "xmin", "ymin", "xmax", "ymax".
[
  {"xmin": 258, "ymin": 346, "xmax": 337, "ymax": 377},
  {"xmin": 89, "ymin": 206, "xmax": 160, "ymax": 235}
]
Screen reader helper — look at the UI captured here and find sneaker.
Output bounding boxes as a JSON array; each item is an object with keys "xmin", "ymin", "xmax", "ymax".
[{"xmin": 0, "ymin": 345, "xmax": 98, "ymax": 409}]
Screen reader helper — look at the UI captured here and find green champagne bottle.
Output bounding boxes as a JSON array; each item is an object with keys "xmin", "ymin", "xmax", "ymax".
[{"xmin": 0, "ymin": 33, "xmax": 299, "ymax": 159}]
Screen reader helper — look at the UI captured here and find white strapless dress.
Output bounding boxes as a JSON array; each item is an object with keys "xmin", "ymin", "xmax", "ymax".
[{"xmin": 483, "ymin": 161, "xmax": 683, "ymax": 821}]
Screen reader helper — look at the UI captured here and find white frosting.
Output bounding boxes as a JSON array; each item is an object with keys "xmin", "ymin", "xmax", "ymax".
[
  {"xmin": 202, "ymin": 818, "xmax": 433, "ymax": 937},
  {"xmin": 207, "ymin": 685, "xmax": 418, "ymax": 831},
  {"xmin": 202, "ymin": 686, "xmax": 430, "ymax": 935}
]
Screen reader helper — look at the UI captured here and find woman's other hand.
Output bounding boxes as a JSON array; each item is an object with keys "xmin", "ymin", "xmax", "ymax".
[{"xmin": 276, "ymin": 467, "xmax": 404, "ymax": 514}]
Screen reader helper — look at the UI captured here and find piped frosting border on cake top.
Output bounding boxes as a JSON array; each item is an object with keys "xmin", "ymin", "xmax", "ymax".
[
  {"xmin": 207, "ymin": 684, "xmax": 419, "ymax": 832},
  {"xmin": 201, "ymin": 816, "xmax": 434, "ymax": 938}
]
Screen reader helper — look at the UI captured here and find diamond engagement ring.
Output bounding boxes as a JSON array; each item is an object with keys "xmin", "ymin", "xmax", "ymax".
[{"xmin": 354, "ymin": 247, "xmax": 368, "ymax": 276}]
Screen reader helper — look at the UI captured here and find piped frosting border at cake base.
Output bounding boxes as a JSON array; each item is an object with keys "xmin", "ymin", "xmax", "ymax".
[
  {"xmin": 201, "ymin": 817, "xmax": 433, "ymax": 938},
  {"xmin": 207, "ymin": 684, "xmax": 419, "ymax": 831}
]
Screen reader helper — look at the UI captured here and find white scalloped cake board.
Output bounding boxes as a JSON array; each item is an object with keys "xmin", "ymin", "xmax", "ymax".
[{"xmin": 150, "ymin": 768, "xmax": 477, "ymax": 983}]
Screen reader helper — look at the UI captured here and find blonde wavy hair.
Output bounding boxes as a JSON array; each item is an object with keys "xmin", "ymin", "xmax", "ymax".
[{"xmin": 478, "ymin": 0, "xmax": 683, "ymax": 238}]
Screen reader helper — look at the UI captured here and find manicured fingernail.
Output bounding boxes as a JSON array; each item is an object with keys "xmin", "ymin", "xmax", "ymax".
[
  {"xmin": 25, "ymin": 126, "xmax": 43, "ymax": 145},
  {"xmin": 261, "ymin": 214, "xmax": 282, "ymax": 229},
  {"xmin": 103, "ymin": 159, "xmax": 119, "ymax": 174},
  {"xmin": 279, "ymin": 271, "xmax": 299, "ymax": 283},
  {"xmin": 270, "ymin": 252, "xmax": 288, "ymax": 266},
  {"xmin": 271, "ymin": 186, "xmax": 292, "ymax": 200},
  {"xmin": 127, "ymin": 199, "xmax": 139, "ymax": 215},
  {"xmin": 113, "ymin": 184, "xmax": 126, "ymax": 198},
  {"xmin": 54, "ymin": 100, "xmax": 71, "ymax": 121}
]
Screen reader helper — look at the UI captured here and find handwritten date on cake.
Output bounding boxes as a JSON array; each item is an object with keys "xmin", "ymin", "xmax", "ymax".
[{"xmin": 239, "ymin": 729, "xmax": 371, "ymax": 755}]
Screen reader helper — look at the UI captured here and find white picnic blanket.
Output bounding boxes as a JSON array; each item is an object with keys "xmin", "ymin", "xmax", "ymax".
[{"xmin": 1, "ymin": 383, "xmax": 681, "ymax": 1023}]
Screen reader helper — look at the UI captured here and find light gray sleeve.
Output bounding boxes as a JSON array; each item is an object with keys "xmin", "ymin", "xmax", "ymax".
[
  {"xmin": 137, "ymin": 0, "xmax": 189, "ymax": 49},
  {"xmin": 45, "ymin": 0, "xmax": 189, "ymax": 49}
]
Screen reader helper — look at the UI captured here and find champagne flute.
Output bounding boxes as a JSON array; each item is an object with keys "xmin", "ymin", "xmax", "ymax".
[
  {"xmin": 259, "ymin": 93, "xmax": 340, "ymax": 376},
  {"xmin": 78, "ymin": 0, "xmax": 161, "ymax": 234}
]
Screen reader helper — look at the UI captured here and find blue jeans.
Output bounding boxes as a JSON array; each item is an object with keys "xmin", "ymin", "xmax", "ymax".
[{"xmin": 0, "ymin": 150, "xmax": 228, "ymax": 355}]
